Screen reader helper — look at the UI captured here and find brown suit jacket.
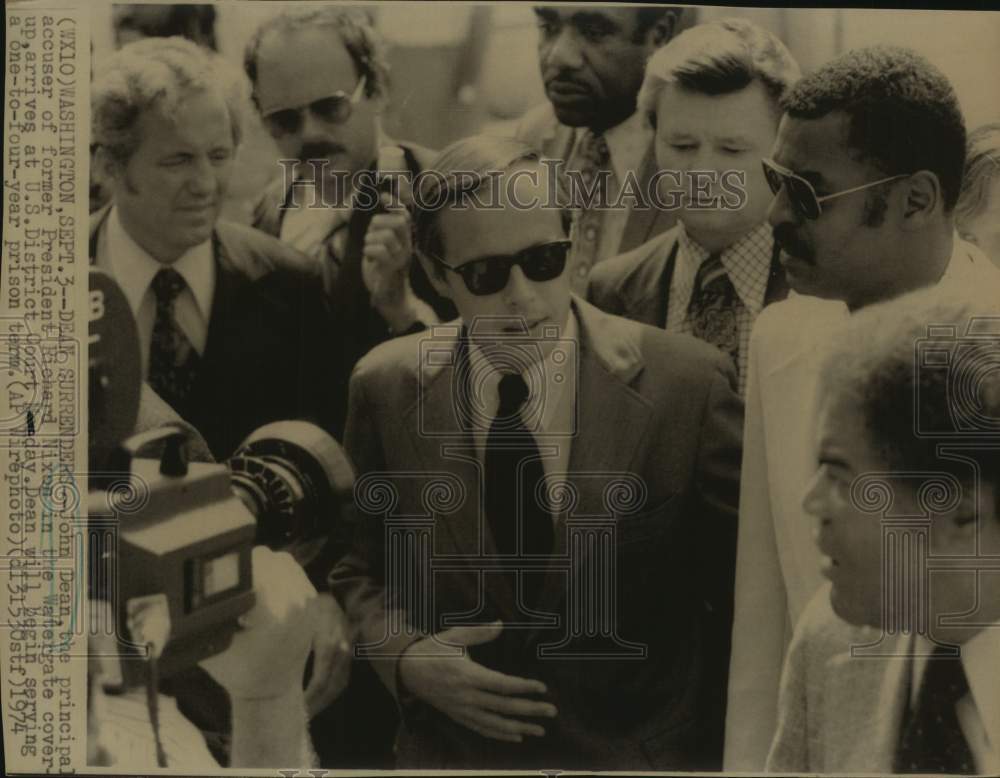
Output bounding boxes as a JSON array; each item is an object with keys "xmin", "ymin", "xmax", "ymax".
[
  {"xmin": 89, "ymin": 206, "xmax": 346, "ymax": 458},
  {"xmin": 515, "ymin": 103, "xmax": 677, "ymax": 258},
  {"xmin": 587, "ymin": 226, "xmax": 789, "ymax": 329},
  {"xmin": 251, "ymin": 141, "xmax": 456, "ymax": 359},
  {"xmin": 331, "ymin": 298, "xmax": 743, "ymax": 770}
]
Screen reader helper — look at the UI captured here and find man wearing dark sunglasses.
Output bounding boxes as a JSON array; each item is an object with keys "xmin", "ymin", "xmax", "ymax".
[
  {"xmin": 245, "ymin": 8, "xmax": 456, "ymax": 431},
  {"xmin": 331, "ymin": 135, "xmax": 744, "ymax": 770},
  {"xmin": 727, "ymin": 46, "xmax": 1000, "ymax": 772}
]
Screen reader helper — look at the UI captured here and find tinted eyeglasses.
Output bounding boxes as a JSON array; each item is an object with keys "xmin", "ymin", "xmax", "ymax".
[
  {"xmin": 261, "ymin": 76, "xmax": 367, "ymax": 137},
  {"xmin": 432, "ymin": 240, "xmax": 571, "ymax": 296},
  {"xmin": 762, "ymin": 157, "xmax": 909, "ymax": 220}
]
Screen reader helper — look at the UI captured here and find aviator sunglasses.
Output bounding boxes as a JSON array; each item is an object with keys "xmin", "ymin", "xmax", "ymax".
[
  {"xmin": 431, "ymin": 240, "xmax": 571, "ymax": 296},
  {"xmin": 262, "ymin": 75, "xmax": 367, "ymax": 137},
  {"xmin": 762, "ymin": 157, "xmax": 909, "ymax": 220}
]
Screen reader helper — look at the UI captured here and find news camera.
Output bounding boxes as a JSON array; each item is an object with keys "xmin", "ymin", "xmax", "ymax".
[{"xmin": 87, "ymin": 268, "xmax": 354, "ymax": 687}]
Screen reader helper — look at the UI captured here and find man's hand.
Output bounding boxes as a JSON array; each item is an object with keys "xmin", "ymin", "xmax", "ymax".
[
  {"xmin": 398, "ymin": 620, "xmax": 557, "ymax": 743},
  {"xmin": 304, "ymin": 592, "xmax": 352, "ymax": 717},
  {"xmin": 363, "ymin": 189, "xmax": 438, "ymax": 333},
  {"xmin": 200, "ymin": 547, "xmax": 317, "ymax": 701}
]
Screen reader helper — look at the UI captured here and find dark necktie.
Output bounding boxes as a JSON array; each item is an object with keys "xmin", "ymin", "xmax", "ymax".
[
  {"xmin": 894, "ymin": 646, "xmax": 976, "ymax": 774},
  {"xmin": 484, "ymin": 373, "xmax": 554, "ymax": 607},
  {"xmin": 568, "ymin": 130, "xmax": 612, "ymax": 292},
  {"xmin": 687, "ymin": 252, "xmax": 741, "ymax": 374},
  {"xmin": 148, "ymin": 267, "xmax": 200, "ymax": 413}
]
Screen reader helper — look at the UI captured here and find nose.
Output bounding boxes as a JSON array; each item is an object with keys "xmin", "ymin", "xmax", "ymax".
[
  {"xmin": 502, "ymin": 264, "xmax": 538, "ymax": 309},
  {"xmin": 187, "ymin": 156, "xmax": 215, "ymax": 197},
  {"xmin": 544, "ymin": 27, "xmax": 584, "ymax": 71},
  {"xmin": 766, "ymin": 183, "xmax": 795, "ymax": 229},
  {"xmin": 801, "ymin": 468, "xmax": 832, "ymax": 524},
  {"xmin": 300, "ymin": 107, "xmax": 330, "ymax": 143}
]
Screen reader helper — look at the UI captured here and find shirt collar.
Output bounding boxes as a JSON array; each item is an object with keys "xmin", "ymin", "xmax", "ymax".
[
  {"xmin": 466, "ymin": 309, "xmax": 577, "ymax": 428},
  {"xmin": 941, "ymin": 234, "xmax": 993, "ymax": 285},
  {"xmin": 676, "ymin": 220, "xmax": 775, "ymax": 315},
  {"xmin": 106, "ymin": 206, "xmax": 214, "ymax": 321}
]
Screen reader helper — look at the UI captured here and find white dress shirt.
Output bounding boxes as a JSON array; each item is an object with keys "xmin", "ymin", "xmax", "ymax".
[
  {"xmin": 466, "ymin": 311, "xmax": 578, "ymax": 513},
  {"xmin": 96, "ymin": 207, "xmax": 214, "ymax": 379},
  {"xmin": 908, "ymin": 628, "xmax": 1000, "ymax": 774}
]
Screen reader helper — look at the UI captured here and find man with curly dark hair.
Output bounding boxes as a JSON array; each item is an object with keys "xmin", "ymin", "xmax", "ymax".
[{"xmin": 726, "ymin": 45, "xmax": 1000, "ymax": 771}]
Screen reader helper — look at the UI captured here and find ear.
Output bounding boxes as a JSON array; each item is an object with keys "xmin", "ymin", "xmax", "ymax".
[
  {"xmin": 93, "ymin": 146, "xmax": 123, "ymax": 189},
  {"xmin": 415, "ymin": 251, "xmax": 454, "ymax": 300},
  {"xmin": 644, "ymin": 12, "xmax": 676, "ymax": 51},
  {"xmin": 899, "ymin": 170, "xmax": 942, "ymax": 229}
]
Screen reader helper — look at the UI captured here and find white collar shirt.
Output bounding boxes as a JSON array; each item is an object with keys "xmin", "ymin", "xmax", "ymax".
[
  {"xmin": 96, "ymin": 206, "xmax": 214, "ymax": 378},
  {"xmin": 466, "ymin": 310, "xmax": 578, "ymax": 521}
]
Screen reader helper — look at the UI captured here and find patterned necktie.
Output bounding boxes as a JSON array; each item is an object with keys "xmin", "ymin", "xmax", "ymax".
[
  {"xmin": 484, "ymin": 373, "xmax": 554, "ymax": 607},
  {"xmin": 148, "ymin": 268, "xmax": 200, "ymax": 412},
  {"xmin": 568, "ymin": 130, "xmax": 612, "ymax": 292},
  {"xmin": 894, "ymin": 646, "xmax": 976, "ymax": 774},
  {"xmin": 687, "ymin": 252, "xmax": 741, "ymax": 375}
]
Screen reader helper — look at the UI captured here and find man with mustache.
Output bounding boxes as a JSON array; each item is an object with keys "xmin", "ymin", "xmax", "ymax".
[
  {"xmin": 246, "ymin": 6, "xmax": 455, "ymax": 401},
  {"xmin": 725, "ymin": 45, "xmax": 1000, "ymax": 771},
  {"xmin": 90, "ymin": 36, "xmax": 352, "ymax": 767},
  {"xmin": 589, "ymin": 18, "xmax": 800, "ymax": 396},
  {"xmin": 517, "ymin": 5, "xmax": 682, "ymax": 294},
  {"xmin": 90, "ymin": 36, "xmax": 342, "ymax": 461},
  {"xmin": 331, "ymin": 135, "xmax": 743, "ymax": 770}
]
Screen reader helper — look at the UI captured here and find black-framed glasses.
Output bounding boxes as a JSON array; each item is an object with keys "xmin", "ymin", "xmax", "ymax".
[
  {"xmin": 431, "ymin": 240, "xmax": 571, "ymax": 296},
  {"xmin": 762, "ymin": 157, "xmax": 909, "ymax": 220},
  {"xmin": 261, "ymin": 75, "xmax": 367, "ymax": 137}
]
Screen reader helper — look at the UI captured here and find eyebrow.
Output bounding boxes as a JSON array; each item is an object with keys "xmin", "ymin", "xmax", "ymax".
[
  {"xmin": 569, "ymin": 11, "xmax": 619, "ymax": 30},
  {"xmin": 533, "ymin": 7, "xmax": 557, "ymax": 21}
]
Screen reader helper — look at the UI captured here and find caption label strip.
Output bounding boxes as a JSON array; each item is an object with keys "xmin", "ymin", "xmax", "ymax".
[{"xmin": 2, "ymin": 9, "xmax": 86, "ymax": 774}]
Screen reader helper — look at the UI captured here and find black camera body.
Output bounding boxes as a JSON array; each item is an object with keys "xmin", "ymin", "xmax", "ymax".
[{"xmin": 88, "ymin": 269, "xmax": 353, "ymax": 689}]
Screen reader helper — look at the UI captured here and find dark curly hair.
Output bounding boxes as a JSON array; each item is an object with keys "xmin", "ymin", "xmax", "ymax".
[{"xmin": 781, "ymin": 46, "xmax": 966, "ymax": 212}]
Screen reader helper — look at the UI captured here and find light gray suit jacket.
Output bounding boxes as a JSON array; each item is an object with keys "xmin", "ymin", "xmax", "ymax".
[
  {"xmin": 726, "ymin": 239, "xmax": 1000, "ymax": 770},
  {"xmin": 766, "ymin": 586, "xmax": 910, "ymax": 773}
]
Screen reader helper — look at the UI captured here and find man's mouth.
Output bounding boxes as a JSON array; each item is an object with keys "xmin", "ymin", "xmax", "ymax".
[
  {"xmin": 501, "ymin": 317, "xmax": 548, "ymax": 334},
  {"xmin": 546, "ymin": 79, "xmax": 591, "ymax": 99},
  {"xmin": 773, "ymin": 227, "xmax": 814, "ymax": 265},
  {"xmin": 819, "ymin": 555, "xmax": 840, "ymax": 579}
]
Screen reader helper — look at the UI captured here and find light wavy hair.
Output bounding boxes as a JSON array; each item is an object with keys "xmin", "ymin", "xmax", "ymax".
[
  {"xmin": 637, "ymin": 17, "xmax": 800, "ymax": 128},
  {"xmin": 92, "ymin": 36, "xmax": 249, "ymax": 166},
  {"xmin": 957, "ymin": 122, "xmax": 1000, "ymax": 228}
]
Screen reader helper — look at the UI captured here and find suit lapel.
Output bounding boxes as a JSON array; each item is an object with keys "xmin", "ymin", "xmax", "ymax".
[
  {"xmin": 532, "ymin": 300, "xmax": 652, "ymax": 620},
  {"xmin": 619, "ymin": 236, "xmax": 678, "ymax": 329},
  {"xmin": 619, "ymin": 148, "xmax": 676, "ymax": 254},
  {"xmin": 823, "ymin": 634, "xmax": 911, "ymax": 771},
  {"xmin": 402, "ymin": 329, "xmax": 520, "ymax": 621}
]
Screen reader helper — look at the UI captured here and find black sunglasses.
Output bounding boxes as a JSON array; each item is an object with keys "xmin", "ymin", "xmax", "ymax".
[
  {"xmin": 762, "ymin": 157, "xmax": 908, "ymax": 220},
  {"xmin": 432, "ymin": 240, "xmax": 571, "ymax": 296},
  {"xmin": 261, "ymin": 76, "xmax": 367, "ymax": 137}
]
